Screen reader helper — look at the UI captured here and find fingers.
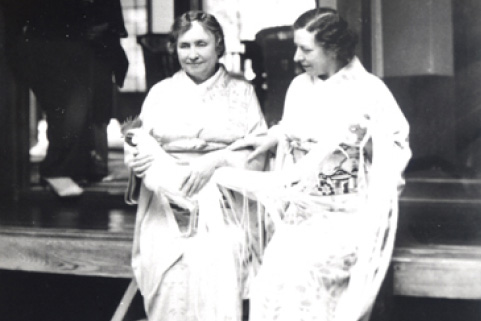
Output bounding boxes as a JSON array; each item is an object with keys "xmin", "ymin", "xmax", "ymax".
[
  {"xmin": 132, "ymin": 163, "xmax": 151, "ymax": 177},
  {"xmin": 123, "ymin": 143, "xmax": 138, "ymax": 164},
  {"xmin": 228, "ymin": 139, "xmax": 253, "ymax": 151},
  {"xmin": 189, "ymin": 176, "xmax": 204, "ymax": 197},
  {"xmin": 230, "ymin": 135, "xmax": 278, "ymax": 162},
  {"xmin": 180, "ymin": 173, "xmax": 194, "ymax": 196},
  {"xmin": 247, "ymin": 145, "xmax": 271, "ymax": 162},
  {"xmin": 180, "ymin": 172, "xmax": 206, "ymax": 197},
  {"xmin": 130, "ymin": 154, "xmax": 154, "ymax": 176}
]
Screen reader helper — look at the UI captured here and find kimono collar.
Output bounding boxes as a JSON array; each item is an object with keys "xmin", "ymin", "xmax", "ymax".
[{"xmin": 177, "ymin": 64, "xmax": 229, "ymax": 93}]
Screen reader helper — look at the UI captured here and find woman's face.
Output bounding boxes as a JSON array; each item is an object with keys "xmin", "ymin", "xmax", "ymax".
[
  {"xmin": 293, "ymin": 28, "xmax": 337, "ymax": 78},
  {"xmin": 177, "ymin": 21, "xmax": 219, "ymax": 84}
]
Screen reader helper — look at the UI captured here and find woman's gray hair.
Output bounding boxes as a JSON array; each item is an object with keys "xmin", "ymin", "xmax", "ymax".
[
  {"xmin": 168, "ymin": 10, "xmax": 226, "ymax": 58},
  {"xmin": 294, "ymin": 7, "xmax": 358, "ymax": 66}
]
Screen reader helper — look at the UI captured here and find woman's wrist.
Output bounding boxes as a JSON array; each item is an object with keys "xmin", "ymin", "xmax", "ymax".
[
  {"xmin": 214, "ymin": 148, "xmax": 249, "ymax": 169},
  {"xmin": 204, "ymin": 149, "xmax": 229, "ymax": 168}
]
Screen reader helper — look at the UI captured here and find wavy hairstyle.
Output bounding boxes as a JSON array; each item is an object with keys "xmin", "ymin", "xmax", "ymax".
[
  {"xmin": 168, "ymin": 10, "xmax": 226, "ymax": 59},
  {"xmin": 294, "ymin": 7, "xmax": 358, "ymax": 67}
]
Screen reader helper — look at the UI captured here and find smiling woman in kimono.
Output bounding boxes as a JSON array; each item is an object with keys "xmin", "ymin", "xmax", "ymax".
[
  {"xmin": 229, "ymin": 7, "xmax": 412, "ymax": 321},
  {"xmin": 123, "ymin": 10, "xmax": 266, "ymax": 321}
]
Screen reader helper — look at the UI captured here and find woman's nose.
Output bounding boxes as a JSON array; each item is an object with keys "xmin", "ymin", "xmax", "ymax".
[
  {"xmin": 293, "ymin": 48, "xmax": 303, "ymax": 62},
  {"xmin": 188, "ymin": 48, "xmax": 199, "ymax": 60}
]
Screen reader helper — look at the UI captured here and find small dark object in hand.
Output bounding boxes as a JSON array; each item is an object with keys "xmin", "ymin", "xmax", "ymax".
[
  {"xmin": 121, "ymin": 116, "xmax": 143, "ymax": 147},
  {"xmin": 125, "ymin": 132, "xmax": 136, "ymax": 147}
]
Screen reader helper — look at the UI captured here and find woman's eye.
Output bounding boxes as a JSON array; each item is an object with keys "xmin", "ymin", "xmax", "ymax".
[
  {"xmin": 178, "ymin": 43, "xmax": 190, "ymax": 49},
  {"xmin": 295, "ymin": 46, "xmax": 312, "ymax": 54},
  {"xmin": 196, "ymin": 41, "xmax": 207, "ymax": 47}
]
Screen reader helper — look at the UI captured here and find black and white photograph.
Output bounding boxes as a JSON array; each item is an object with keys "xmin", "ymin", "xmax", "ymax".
[{"xmin": 0, "ymin": 0, "xmax": 480, "ymax": 320}]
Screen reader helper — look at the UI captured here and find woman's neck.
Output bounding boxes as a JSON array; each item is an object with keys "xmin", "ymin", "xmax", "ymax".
[
  {"xmin": 319, "ymin": 59, "xmax": 346, "ymax": 80},
  {"xmin": 188, "ymin": 63, "xmax": 220, "ymax": 84}
]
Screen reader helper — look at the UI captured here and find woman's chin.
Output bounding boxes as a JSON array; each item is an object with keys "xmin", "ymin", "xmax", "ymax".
[
  {"xmin": 186, "ymin": 70, "xmax": 211, "ymax": 84},
  {"xmin": 301, "ymin": 68, "xmax": 314, "ymax": 76}
]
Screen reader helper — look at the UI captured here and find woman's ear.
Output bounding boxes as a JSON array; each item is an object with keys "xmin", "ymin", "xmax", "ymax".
[
  {"xmin": 327, "ymin": 48, "xmax": 338, "ymax": 61},
  {"xmin": 167, "ymin": 42, "xmax": 177, "ymax": 57},
  {"xmin": 216, "ymin": 38, "xmax": 224, "ymax": 58}
]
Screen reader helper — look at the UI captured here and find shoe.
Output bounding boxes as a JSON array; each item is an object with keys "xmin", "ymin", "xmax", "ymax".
[{"xmin": 43, "ymin": 177, "xmax": 84, "ymax": 197}]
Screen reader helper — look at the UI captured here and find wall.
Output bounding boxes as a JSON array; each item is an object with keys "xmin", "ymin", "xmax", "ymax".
[
  {"xmin": 151, "ymin": 0, "xmax": 174, "ymax": 33},
  {"xmin": 384, "ymin": 76, "xmax": 457, "ymax": 175},
  {"xmin": 453, "ymin": 0, "xmax": 481, "ymax": 176},
  {"xmin": 0, "ymin": 4, "xmax": 29, "ymax": 199},
  {"xmin": 378, "ymin": 0, "xmax": 481, "ymax": 177},
  {"xmin": 0, "ymin": 6, "xmax": 13, "ymax": 198},
  {"xmin": 376, "ymin": 0, "xmax": 459, "ymax": 176},
  {"xmin": 382, "ymin": 0, "xmax": 453, "ymax": 77},
  {"xmin": 237, "ymin": 0, "xmax": 315, "ymax": 41}
]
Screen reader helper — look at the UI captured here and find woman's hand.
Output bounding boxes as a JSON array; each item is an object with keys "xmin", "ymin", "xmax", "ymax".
[
  {"xmin": 123, "ymin": 130, "xmax": 161, "ymax": 177},
  {"xmin": 123, "ymin": 141, "xmax": 137, "ymax": 166},
  {"xmin": 229, "ymin": 134, "xmax": 279, "ymax": 162},
  {"xmin": 131, "ymin": 153, "xmax": 156, "ymax": 178},
  {"xmin": 124, "ymin": 142, "xmax": 155, "ymax": 178},
  {"xmin": 180, "ymin": 153, "xmax": 222, "ymax": 197}
]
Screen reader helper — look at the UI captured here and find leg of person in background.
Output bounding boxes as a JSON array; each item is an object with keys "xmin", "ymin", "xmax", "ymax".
[
  {"xmin": 89, "ymin": 121, "xmax": 109, "ymax": 182},
  {"xmin": 21, "ymin": 38, "xmax": 94, "ymax": 182},
  {"xmin": 88, "ymin": 54, "xmax": 116, "ymax": 183}
]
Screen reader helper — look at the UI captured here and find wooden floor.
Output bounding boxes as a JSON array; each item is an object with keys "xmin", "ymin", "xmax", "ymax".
[
  {"xmin": 1, "ymin": 159, "xmax": 481, "ymax": 320},
  {"xmin": 2, "ymin": 148, "xmax": 133, "ymax": 270},
  {"xmin": 394, "ymin": 176, "xmax": 481, "ymax": 300},
  {"xmin": 0, "ymin": 190, "xmax": 142, "ymax": 321}
]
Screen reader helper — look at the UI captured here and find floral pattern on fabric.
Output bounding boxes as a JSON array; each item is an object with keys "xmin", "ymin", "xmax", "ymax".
[
  {"xmin": 248, "ymin": 57, "xmax": 411, "ymax": 321},
  {"xmin": 250, "ymin": 215, "xmax": 361, "ymax": 321},
  {"xmin": 288, "ymin": 118, "xmax": 370, "ymax": 199}
]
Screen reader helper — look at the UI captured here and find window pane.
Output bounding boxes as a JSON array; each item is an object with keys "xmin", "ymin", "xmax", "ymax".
[{"xmin": 120, "ymin": 1, "xmax": 147, "ymax": 92}]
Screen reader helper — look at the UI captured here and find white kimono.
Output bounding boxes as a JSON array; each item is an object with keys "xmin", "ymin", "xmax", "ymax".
[
  {"xmin": 126, "ymin": 65, "xmax": 266, "ymax": 321},
  {"xmin": 242, "ymin": 57, "xmax": 411, "ymax": 321}
]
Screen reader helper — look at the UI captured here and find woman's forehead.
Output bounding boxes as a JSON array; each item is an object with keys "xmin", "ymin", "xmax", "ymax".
[
  {"xmin": 294, "ymin": 28, "xmax": 316, "ymax": 46},
  {"xmin": 178, "ymin": 21, "xmax": 214, "ymax": 42}
]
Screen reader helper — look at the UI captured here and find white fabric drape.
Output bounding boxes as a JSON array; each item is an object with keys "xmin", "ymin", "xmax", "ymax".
[{"xmin": 127, "ymin": 65, "xmax": 267, "ymax": 321}]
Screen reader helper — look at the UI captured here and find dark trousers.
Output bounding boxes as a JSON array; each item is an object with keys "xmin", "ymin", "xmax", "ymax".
[{"xmin": 16, "ymin": 37, "xmax": 110, "ymax": 181}]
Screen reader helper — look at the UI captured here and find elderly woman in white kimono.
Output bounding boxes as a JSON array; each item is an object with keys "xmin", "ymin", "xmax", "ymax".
[
  {"xmin": 229, "ymin": 7, "xmax": 412, "ymax": 321},
  {"xmin": 123, "ymin": 11, "xmax": 266, "ymax": 321}
]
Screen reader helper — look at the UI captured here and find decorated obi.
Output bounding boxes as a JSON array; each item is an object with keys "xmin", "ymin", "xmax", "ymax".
[{"xmin": 286, "ymin": 122, "xmax": 371, "ymax": 199}]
